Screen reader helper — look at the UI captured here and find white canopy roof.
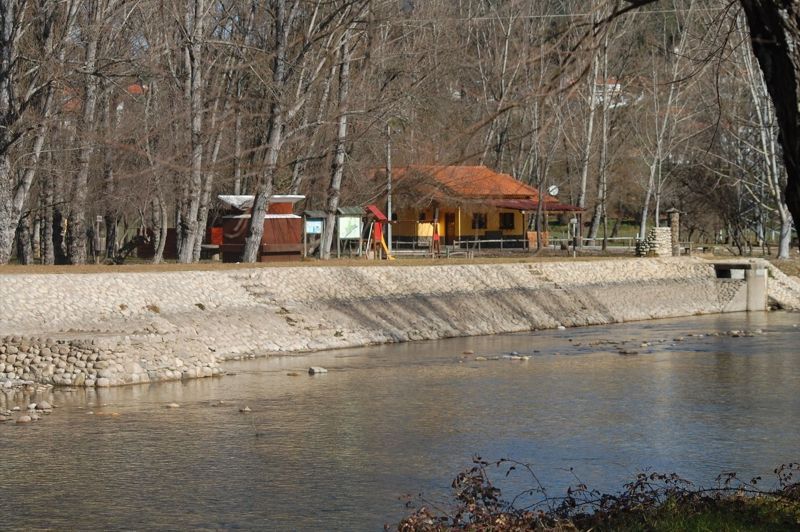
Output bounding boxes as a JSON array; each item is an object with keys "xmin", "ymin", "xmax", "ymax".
[{"xmin": 218, "ymin": 194, "xmax": 305, "ymax": 210}]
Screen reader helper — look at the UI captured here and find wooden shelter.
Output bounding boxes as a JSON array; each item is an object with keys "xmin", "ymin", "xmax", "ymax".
[{"xmin": 217, "ymin": 195, "xmax": 304, "ymax": 262}]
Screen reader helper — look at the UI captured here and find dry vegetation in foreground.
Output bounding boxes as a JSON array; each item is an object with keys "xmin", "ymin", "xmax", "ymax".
[
  {"xmin": 771, "ymin": 259, "xmax": 800, "ymax": 278},
  {"xmin": 397, "ymin": 459, "xmax": 800, "ymax": 531}
]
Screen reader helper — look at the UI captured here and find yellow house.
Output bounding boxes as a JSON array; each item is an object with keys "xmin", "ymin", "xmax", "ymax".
[{"xmin": 381, "ymin": 165, "xmax": 580, "ymax": 247}]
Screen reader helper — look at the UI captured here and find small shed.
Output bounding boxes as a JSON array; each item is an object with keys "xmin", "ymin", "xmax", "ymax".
[{"xmin": 217, "ymin": 194, "xmax": 305, "ymax": 262}]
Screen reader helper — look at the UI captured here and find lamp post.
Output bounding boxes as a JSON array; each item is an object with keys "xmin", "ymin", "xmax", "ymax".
[{"xmin": 386, "ymin": 122, "xmax": 393, "ymax": 254}]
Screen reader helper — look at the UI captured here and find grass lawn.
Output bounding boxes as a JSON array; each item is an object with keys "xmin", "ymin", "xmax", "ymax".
[
  {"xmin": 590, "ymin": 497, "xmax": 800, "ymax": 531},
  {"xmin": 772, "ymin": 258, "xmax": 800, "ymax": 278}
]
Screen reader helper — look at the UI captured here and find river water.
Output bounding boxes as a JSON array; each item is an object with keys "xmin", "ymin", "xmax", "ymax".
[{"xmin": 2, "ymin": 311, "xmax": 799, "ymax": 530}]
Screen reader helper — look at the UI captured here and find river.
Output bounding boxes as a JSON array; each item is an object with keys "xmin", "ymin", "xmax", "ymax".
[{"xmin": 2, "ymin": 311, "xmax": 799, "ymax": 530}]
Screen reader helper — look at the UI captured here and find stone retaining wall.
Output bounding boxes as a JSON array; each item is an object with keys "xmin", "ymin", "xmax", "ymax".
[
  {"xmin": 0, "ymin": 257, "xmax": 792, "ymax": 387},
  {"xmin": 766, "ymin": 263, "xmax": 800, "ymax": 310},
  {"xmin": 0, "ymin": 336, "xmax": 220, "ymax": 387}
]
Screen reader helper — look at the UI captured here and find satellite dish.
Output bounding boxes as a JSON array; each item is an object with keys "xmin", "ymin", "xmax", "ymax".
[{"xmin": 547, "ymin": 185, "xmax": 559, "ymax": 196}]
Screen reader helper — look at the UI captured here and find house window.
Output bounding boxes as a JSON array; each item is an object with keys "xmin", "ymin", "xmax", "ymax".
[
  {"xmin": 471, "ymin": 213, "xmax": 487, "ymax": 229},
  {"xmin": 499, "ymin": 212, "xmax": 515, "ymax": 230}
]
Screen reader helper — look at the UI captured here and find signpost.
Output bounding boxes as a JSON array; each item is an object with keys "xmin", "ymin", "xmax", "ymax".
[{"xmin": 338, "ymin": 216, "xmax": 362, "ymax": 240}]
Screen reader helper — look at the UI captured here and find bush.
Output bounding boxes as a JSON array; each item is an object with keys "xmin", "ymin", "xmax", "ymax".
[{"xmin": 396, "ymin": 459, "xmax": 800, "ymax": 531}]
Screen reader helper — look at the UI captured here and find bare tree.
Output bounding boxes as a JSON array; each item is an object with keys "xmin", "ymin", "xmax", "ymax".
[
  {"xmin": 243, "ymin": 0, "xmax": 367, "ymax": 262},
  {"xmin": 242, "ymin": 0, "xmax": 294, "ymax": 263},
  {"xmin": 625, "ymin": 0, "xmax": 800, "ymax": 248},
  {"xmin": 176, "ymin": 0, "xmax": 207, "ymax": 263},
  {"xmin": 633, "ymin": 0, "xmax": 696, "ymax": 240},
  {"xmin": 320, "ymin": 28, "xmax": 355, "ymax": 259},
  {"xmin": 0, "ymin": 1, "xmax": 77, "ymax": 264}
]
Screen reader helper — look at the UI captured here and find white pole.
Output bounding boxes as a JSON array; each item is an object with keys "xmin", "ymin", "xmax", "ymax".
[{"xmin": 386, "ymin": 123, "xmax": 393, "ymax": 254}]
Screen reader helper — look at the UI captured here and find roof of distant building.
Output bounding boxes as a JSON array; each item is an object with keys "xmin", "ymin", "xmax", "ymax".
[{"xmin": 376, "ymin": 165, "xmax": 582, "ymax": 212}]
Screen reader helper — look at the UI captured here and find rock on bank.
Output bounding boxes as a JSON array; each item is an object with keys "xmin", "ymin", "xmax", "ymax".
[{"xmin": 0, "ymin": 258, "xmax": 788, "ymax": 387}]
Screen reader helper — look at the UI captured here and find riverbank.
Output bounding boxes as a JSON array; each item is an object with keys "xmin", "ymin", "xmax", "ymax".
[{"xmin": 1, "ymin": 257, "xmax": 798, "ymax": 387}]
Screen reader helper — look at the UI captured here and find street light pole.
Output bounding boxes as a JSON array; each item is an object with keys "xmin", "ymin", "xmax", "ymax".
[{"xmin": 386, "ymin": 122, "xmax": 393, "ymax": 254}]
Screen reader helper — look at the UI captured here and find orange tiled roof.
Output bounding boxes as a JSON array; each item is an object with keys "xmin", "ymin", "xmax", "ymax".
[
  {"xmin": 126, "ymin": 83, "xmax": 146, "ymax": 95},
  {"xmin": 394, "ymin": 165, "xmax": 548, "ymax": 200}
]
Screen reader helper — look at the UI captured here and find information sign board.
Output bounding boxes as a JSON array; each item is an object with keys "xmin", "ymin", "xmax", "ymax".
[
  {"xmin": 338, "ymin": 216, "xmax": 362, "ymax": 240},
  {"xmin": 305, "ymin": 220, "xmax": 323, "ymax": 235}
]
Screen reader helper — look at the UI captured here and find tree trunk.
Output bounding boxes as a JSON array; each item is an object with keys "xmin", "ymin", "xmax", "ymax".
[
  {"xmin": 243, "ymin": 0, "xmax": 290, "ymax": 263},
  {"xmin": 321, "ymin": 37, "xmax": 352, "ymax": 260},
  {"xmin": 0, "ymin": 156, "xmax": 13, "ymax": 264},
  {"xmin": 589, "ymin": 31, "xmax": 611, "ymax": 245},
  {"xmin": 233, "ymin": 81, "xmax": 244, "ymax": 195},
  {"xmin": 41, "ymin": 150, "xmax": 55, "ymax": 265},
  {"xmin": 193, "ymin": 79, "xmax": 234, "ymax": 262},
  {"xmin": 102, "ymin": 85, "xmax": 121, "ymax": 259},
  {"xmin": 152, "ymin": 195, "xmax": 168, "ymax": 264},
  {"xmin": 739, "ymin": 29, "xmax": 791, "ymax": 258},
  {"xmin": 243, "ymin": 180, "xmax": 272, "ymax": 262},
  {"xmin": 0, "ymin": 1, "xmax": 16, "ymax": 264},
  {"xmin": 576, "ymin": 52, "xmax": 599, "ymax": 246},
  {"xmin": 534, "ymin": 187, "xmax": 545, "ymax": 252},
  {"xmin": 192, "ymin": 159, "xmax": 214, "ymax": 262},
  {"xmin": 638, "ymin": 163, "xmax": 656, "ymax": 241},
  {"xmin": 740, "ymin": 2, "xmax": 800, "ymax": 247},
  {"xmin": 15, "ymin": 214, "xmax": 32, "ymax": 264},
  {"xmin": 0, "ymin": 0, "xmax": 58, "ymax": 264},
  {"xmin": 32, "ymin": 215, "xmax": 40, "ymax": 261},
  {"xmin": 178, "ymin": 0, "xmax": 206, "ymax": 263},
  {"xmin": 290, "ymin": 63, "xmax": 336, "ymax": 195},
  {"xmin": 778, "ymin": 212, "xmax": 792, "ymax": 258},
  {"xmin": 654, "ymin": 190, "xmax": 661, "ymax": 228},
  {"xmin": 66, "ymin": 6, "xmax": 102, "ymax": 265}
]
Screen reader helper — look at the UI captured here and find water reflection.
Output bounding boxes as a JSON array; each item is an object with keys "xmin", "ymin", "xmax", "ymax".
[{"xmin": 2, "ymin": 312, "xmax": 799, "ymax": 529}]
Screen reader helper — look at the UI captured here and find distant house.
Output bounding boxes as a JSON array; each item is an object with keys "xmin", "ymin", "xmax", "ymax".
[{"xmin": 378, "ymin": 165, "xmax": 580, "ymax": 247}]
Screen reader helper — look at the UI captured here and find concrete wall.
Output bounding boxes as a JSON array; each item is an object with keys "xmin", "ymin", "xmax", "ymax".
[{"xmin": 0, "ymin": 257, "xmax": 789, "ymax": 388}]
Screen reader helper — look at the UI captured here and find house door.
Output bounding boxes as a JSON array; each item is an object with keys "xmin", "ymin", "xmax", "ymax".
[{"xmin": 444, "ymin": 213, "xmax": 456, "ymax": 245}]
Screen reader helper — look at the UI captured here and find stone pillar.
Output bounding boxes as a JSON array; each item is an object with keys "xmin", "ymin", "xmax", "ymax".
[
  {"xmin": 667, "ymin": 208, "xmax": 681, "ymax": 257},
  {"xmin": 745, "ymin": 263, "xmax": 768, "ymax": 311}
]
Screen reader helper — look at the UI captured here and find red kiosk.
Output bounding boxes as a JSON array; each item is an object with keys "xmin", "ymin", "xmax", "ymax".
[{"xmin": 217, "ymin": 195, "xmax": 305, "ymax": 262}]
